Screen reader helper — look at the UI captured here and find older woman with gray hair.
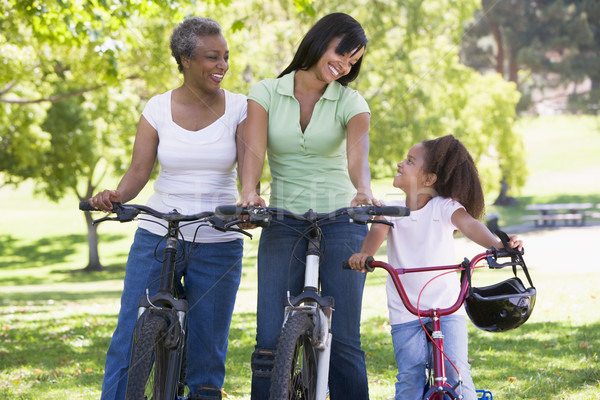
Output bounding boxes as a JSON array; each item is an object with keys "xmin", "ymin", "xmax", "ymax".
[{"xmin": 89, "ymin": 17, "xmax": 247, "ymax": 400}]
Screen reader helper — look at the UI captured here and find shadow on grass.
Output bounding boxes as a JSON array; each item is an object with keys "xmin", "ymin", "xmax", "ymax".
[
  {"xmin": 0, "ymin": 233, "xmax": 86, "ymax": 269},
  {"xmin": 360, "ymin": 315, "xmax": 600, "ymax": 396},
  {"xmin": 0, "ymin": 311, "xmax": 114, "ymax": 385},
  {"xmin": 0, "ymin": 232, "xmax": 129, "ymax": 284},
  {"xmin": 0, "ymin": 289, "xmax": 124, "ymax": 306}
]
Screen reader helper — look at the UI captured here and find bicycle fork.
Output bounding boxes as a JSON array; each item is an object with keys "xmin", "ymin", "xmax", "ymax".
[
  {"xmin": 304, "ymin": 233, "xmax": 332, "ymax": 400},
  {"xmin": 425, "ymin": 311, "xmax": 462, "ymax": 399}
]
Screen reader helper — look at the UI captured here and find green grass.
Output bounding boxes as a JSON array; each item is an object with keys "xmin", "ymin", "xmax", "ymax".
[{"xmin": 1, "ymin": 115, "xmax": 600, "ymax": 399}]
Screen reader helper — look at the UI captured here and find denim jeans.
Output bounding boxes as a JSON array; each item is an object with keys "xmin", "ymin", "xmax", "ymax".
[
  {"xmin": 101, "ymin": 228, "xmax": 243, "ymax": 400},
  {"xmin": 251, "ymin": 215, "xmax": 369, "ymax": 400},
  {"xmin": 390, "ymin": 315, "xmax": 477, "ymax": 400}
]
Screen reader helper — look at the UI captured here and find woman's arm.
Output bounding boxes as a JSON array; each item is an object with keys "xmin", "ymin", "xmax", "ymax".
[
  {"xmin": 235, "ymin": 119, "xmax": 247, "ymax": 183},
  {"xmin": 240, "ymin": 100, "xmax": 268, "ymax": 206},
  {"xmin": 89, "ymin": 116, "xmax": 158, "ymax": 211},
  {"xmin": 452, "ymin": 208, "xmax": 522, "ymax": 250},
  {"xmin": 346, "ymin": 112, "xmax": 378, "ymax": 206}
]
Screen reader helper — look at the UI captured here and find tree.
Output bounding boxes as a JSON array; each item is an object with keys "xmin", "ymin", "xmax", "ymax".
[
  {"xmin": 233, "ymin": 0, "xmax": 525, "ymax": 201},
  {"xmin": 1, "ymin": 0, "xmax": 527, "ymax": 273},
  {"xmin": 0, "ymin": 0, "xmax": 183, "ymax": 270},
  {"xmin": 461, "ymin": 0, "xmax": 598, "ymax": 112},
  {"xmin": 460, "ymin": 0, "xmax": 599, "ymax": 203}
]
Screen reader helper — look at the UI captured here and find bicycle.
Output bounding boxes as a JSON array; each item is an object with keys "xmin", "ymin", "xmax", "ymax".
[
  {"xmin": 215, "ymin": 204, "xmax": 410, "ymax": 400},
  {"xmin": 343, "ymin": 231, "xmax": 536, "ymax": 400},
  {"xmin": 79, "ymin": 201, "xmax": 250, "ymax": 400}
]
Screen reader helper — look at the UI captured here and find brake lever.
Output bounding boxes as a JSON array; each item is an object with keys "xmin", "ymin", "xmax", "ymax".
[
  {"xmin": 486, "ymin": 247, "xmax": 524, "ymax": 269},
  {"xmin": 370, "ymin": 219, "xmax": 394, "ymax": 227},
  {"xmin": 348, "ymin": 214, "xmax": 370, "ymax": 225},
  {"xmin": 91, "ymin": 215, "xmax": 118, "ymax": 225},
  {"xmin": 228, "ymin": 226, "xmax": 253, "ymax": 239}
]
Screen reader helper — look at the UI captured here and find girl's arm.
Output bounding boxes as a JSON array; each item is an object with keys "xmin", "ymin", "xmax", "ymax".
[
  {"xmin": 89, "ymin": 116, "xmax": 158, "ymax": 211},
  {"xmin": 348, "ymin": 221, "xmax": 391, "ymax": 273},
  {"xmin": 240, "ymin": 100, "xmax": 268, "ymax": 207},
  {"xmin": 346, "ymin": 112, "xmax": 380, "ymax": 206},
  {"xmin": 452, "ymin": 208, "xmax": 522, "ymax": 250}
]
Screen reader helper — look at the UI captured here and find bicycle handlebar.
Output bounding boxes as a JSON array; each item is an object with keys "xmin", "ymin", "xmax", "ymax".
[
  {"xmin": 215, "ymin": 204, "xmax": 410, "ymax": 228},
  {"xmin": 342, "ymin": 242, "xmax": 526, "ymax": 318},
  {"xmin": 79, "ymin": 201, "xmax": 215, "ymax": 223}
]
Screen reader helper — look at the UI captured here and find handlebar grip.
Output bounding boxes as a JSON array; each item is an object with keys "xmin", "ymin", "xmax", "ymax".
[
  {"xmin": 79, "ymin": 201, "xmax": 95, "ymax": 211},
  {"xmin": 215, "ymin": 205, "xmax": 245, "ymax": 216},
  {"xmin": 495, "ymin": 247, "xmax": 525, "ymax": 258},
  {"xmin": 372, "ymin": 206, "xmax": 410, "ymax": 217},
  {"xmin": 342, "ymin": 256, "xmax": 375, "ymax": 272}
]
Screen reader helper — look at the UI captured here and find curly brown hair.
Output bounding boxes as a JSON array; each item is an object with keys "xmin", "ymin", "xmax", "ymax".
[{"xmin": 422, "ymin": 135, "xmax": 485, "ymax": 220}]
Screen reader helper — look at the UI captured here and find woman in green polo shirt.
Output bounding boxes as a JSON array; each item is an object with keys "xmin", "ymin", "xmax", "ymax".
[{"xmin": 240, "ymin": 13, "xmax": 377, "ymax": 399}]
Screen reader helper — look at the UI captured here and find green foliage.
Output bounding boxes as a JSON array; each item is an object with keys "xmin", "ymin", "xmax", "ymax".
[
  {"xmin": 1, "ymin": 0, "xmax": 526, "ymax": 202},
  {"xmin": 0, "ymin": 115, "xmax": 599, "ymax": 398},
  {"xmin": 37, "ymin": 85, "xmax": 139, "ymax": 201},
  {"xmin": 461, "ymin": 0, "xmax": 600, "ymax": 115}
]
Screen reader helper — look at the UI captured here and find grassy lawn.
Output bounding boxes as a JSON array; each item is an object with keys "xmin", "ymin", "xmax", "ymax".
[{"xmin": 1, "ymin": 115, "xmax": 599, "ymax": 399}]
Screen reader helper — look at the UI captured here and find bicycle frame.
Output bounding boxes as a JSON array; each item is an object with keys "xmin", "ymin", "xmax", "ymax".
[
  {"xmin": 134, "ymin": 221, "xmax": 189, "ymax": 399},
  {"xmin": 80, "ymin": 201, "xmax": 247, "ymax": 400},
  {"xmin": 215, "ymin": 204, "xmax": 409, "ymax": 400},
  {"xmin": 367, "ymin": 252, "xmax": 489, "ymax": 399},
  {"xmin": 282, "ymin": 222, "xmax": 333, "ymax": 400}
]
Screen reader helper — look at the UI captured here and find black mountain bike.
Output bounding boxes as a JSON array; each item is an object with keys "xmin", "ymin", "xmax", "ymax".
[{"xmin": 79, "ymin": 201, "xmax": 249, "ymax": 400}]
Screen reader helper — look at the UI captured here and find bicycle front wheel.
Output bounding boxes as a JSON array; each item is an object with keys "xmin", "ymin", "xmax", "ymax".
[
  {"xmin": 270, "ymin": 313, "xmax": 318, "ymax": 400},
  {"xmin": 125, "ymin": 312, "xmax": 178, "ymax": 400}
]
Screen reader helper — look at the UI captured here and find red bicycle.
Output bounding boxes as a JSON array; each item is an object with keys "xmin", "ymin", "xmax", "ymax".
[{"xmin": 346, "ymin": 231, "xmax": 536, "ymax": 400}]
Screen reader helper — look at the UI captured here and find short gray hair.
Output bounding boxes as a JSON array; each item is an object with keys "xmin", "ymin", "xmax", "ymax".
[{"xmin": 170, "ymin": 17, "xmax": 223, "ymax": 73}]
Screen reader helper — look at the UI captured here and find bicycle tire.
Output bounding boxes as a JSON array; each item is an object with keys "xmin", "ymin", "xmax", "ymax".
[
  {"xmin": 125, "ymin": 312, "xmax": 171, "ymax": 400},
  {"xmin": 270, "ymin": 313, "xmax": 318, "ymax": 400}
]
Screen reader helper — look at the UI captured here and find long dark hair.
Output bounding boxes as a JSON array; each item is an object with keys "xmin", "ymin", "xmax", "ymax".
[
  {"xmin": 422, "ymin": 135, "xmax": 485, "ymax": 220},
  {"xmin": 278, "ymin": 13, "xmax": 367, "ymax": 86}
]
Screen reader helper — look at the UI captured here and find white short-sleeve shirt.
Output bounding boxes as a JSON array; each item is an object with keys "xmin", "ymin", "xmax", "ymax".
[
  {"xmin": 138, "ymin": 89, "xmax": 246, "ymax": 242},
  {"xmin": 385, "ymin": 196, "xmax": 466, "ymax": 324}
]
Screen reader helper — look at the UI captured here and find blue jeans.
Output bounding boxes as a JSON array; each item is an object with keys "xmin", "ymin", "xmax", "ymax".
[
  {"xmin": 101, "ymin": 228, "xmax": 243, "ymax": 400},
  {"xmin": 251, "ymin": 216, "xmax": 369, "ymax": 400},
  {"xmin": 390, "ymin": 315, "xmax": 476, "ymax": 400}
]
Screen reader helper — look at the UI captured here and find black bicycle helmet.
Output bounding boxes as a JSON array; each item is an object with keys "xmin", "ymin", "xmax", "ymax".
[
  {"xmin": 465, "ymin": 276, "xmax": 536, "ymax": 332},
  {"xmin": 464, "ymin": 231, "xmax": 537, "ymax": 333}
]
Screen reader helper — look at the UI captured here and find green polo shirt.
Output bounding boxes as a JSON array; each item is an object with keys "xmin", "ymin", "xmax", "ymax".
[{"xmin": 248, "ymin": 71, "xmax": 370, "ymax": 213}]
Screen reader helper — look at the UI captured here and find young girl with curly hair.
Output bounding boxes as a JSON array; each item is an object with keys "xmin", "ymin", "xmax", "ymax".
[{"xmin": 349, "ymin": 135, "xmax": 522, "ymax": 400}]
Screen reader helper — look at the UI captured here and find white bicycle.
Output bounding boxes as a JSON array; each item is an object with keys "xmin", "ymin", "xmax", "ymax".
[{"xmin": 216, "ymin": 204, "xmax": 409, "ymax": 400}]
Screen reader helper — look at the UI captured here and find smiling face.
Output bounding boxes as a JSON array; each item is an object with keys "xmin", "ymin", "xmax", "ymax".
[
  {"xmin": 393, "ymin": 143, "xmax": 437, "ymax": 197},
  {"xmin": 312, "ymin": 36, "xmax": 364, "ymax": 84},
  {"xmin": 183, "ymin": 34, "xmax": 229, "ymax": 93}
]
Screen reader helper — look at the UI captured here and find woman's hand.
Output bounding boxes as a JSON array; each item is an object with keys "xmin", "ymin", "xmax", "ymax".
[
  {"xmin": 350, "ymin": 191, "xmax": 381, "ymax": 207},
  {"xmin": 88, "ymin": 190, "xmax": 122, "ymax": 212},
  {"xmin": 239, "ymin": 190, "xmax": 266, "ymax": 207},
  {"xmin": 348, "ymin": 252, "xmax": 371, "ymax": 274}
]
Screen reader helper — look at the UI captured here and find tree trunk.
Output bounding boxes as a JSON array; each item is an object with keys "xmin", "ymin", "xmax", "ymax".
[
  {"xmin": 82, "ymin": 209, "xmax": 106, "ymax": 271},
  {"xmin": 494, "ymin": 177, "xmax": 519, "ymax": 206},
  {"xmin": 488, "ymin": 18, "xmax": 504, "ymax": 76},
  {"xmin": 78, "ymin": 181, "xmax": 105, "ymax": 272}
]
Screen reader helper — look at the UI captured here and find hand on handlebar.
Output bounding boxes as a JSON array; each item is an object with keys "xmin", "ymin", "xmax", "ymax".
[
  {"xmin": 496, "ymin": 234, "xmax": 523, "ymax": 252},
  {"xmin": 239, "ymin": 190, "xmax": 266, "ymax": 208},
  {"xmin": 350, "ymin": 192, "xmax": 382, "ymax": 207},
  {"xmin": 89, "ymin": 190, "xmax": 122, "ymax": 212},
  {"xmin": 348, "ymin": 252, "xmax": 372, "ymax": 274}
]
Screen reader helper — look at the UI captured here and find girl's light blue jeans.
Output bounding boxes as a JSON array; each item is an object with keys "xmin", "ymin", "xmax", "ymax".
[
  {"xmin": 390, "ymin": 315, "xmax": 477, "ymax": 400},
  {"xmin": 100, "ymin": 228, "xmax": 243, "ymax": 400},
  {"xmin": 251, "ymin": 215, "xmax": 370, "ymax": 400}
]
